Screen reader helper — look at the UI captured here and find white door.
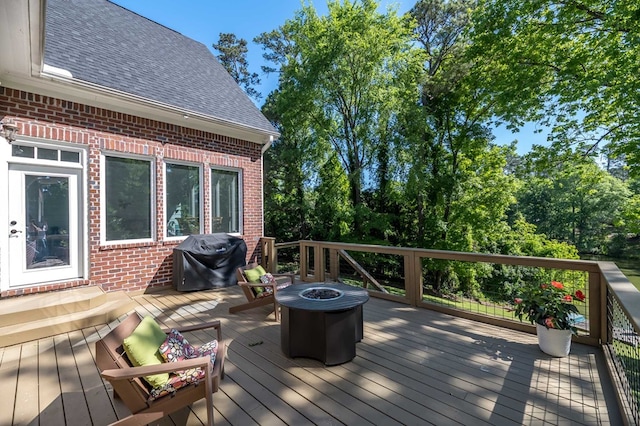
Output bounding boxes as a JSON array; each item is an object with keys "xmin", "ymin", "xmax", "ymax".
[{"xmin": 8, "ymin": 164, "xmax": 82, "ymax": 286}]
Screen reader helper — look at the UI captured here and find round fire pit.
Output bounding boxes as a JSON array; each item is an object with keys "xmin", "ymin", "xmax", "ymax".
[
  {"xmin": 275, "ymin": 283, "xmax": 369, "ymax": 365},
  {"xmin": 299, "ymin": 287, "xmax": 344, "ymax": 301}
]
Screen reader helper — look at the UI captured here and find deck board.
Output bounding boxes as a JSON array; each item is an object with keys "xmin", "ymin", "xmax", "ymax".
[
  {"xmin": 1, "ymin": 344, "xmax": 21, "ymax": 426},
  {"xmin": 0, "ymin": 285, "xmax": 623, "ymax": 425},
  {"xmin": 14, "ymin": 340, "xmax": 39, "ymax": 425},
  {"xmin": 38, "ymin": 337, "xmax": 66, "ymax": 425}
]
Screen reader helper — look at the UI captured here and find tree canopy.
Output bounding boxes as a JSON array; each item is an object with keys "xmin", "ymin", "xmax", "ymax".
[
  {"xmin": 235, "ymin": 0, "xmax": 640, "ymax": 300},
  {"xmin": 470, "ymin": 0, "xmax": 640, "ymax": 175}
]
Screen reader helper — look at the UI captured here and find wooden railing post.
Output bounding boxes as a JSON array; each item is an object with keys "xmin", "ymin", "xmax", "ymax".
[
  {"xmin": 329, "ymin": 249, "xmax": 339, "ymax": 281},
  {"xmin": 589, "ymin": 270, "xmax": 603, "ymax": 343},
  {"xmin": 299, "ymin": 240, "xmax": 323, "ymax": 282},
  {"xmin": 316, "ymin": 243, "xmax": 325, "ymax": 283},
  {"xmin": 404, "ymin": 252, "xmax": 422, "ymax": 306},
  {"xmin": 299, "ymin": 240, "xmax": 309, "ymax": 281},
  {"xmin": 260, "ymin": 237, "xmax": 277, "ymax": 273}
]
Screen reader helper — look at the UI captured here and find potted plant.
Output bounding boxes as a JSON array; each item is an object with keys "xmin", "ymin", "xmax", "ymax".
[{"xmin": 514, "ymin": 281, "xmax": 586, "ymax": 357}]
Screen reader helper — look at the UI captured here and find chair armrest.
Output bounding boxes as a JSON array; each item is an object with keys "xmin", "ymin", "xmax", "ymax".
[
  {"xmin": 162, "ymin": 320, "xmax": 221, "ymax": 333},
  {"xmin": 162, "ymin": 320, "xmax": 223, "ymax": 343},
  {"xmin": 101, "ymin": 356, "xmax": 212, "ymax": 381},
  {"xmin": 273, "ymin": 273, "xmax": 295, "ymax": 284},
  {"xmin": 238, "ymin": 282, "xmax": 269, "ymax": 288}
]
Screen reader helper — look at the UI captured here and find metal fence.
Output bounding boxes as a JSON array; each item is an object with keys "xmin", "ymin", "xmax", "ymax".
[{"xmin": 607, "ymin": 290, "xmax": 640, "ymax": 424}]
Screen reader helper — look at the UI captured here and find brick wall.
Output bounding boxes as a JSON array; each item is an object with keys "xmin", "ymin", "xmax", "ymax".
[{"xmin": 1, "ymin": 87, "xmax": 264, "ymax": 296}]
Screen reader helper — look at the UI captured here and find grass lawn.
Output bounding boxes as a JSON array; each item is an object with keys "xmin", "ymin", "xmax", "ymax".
[{"xmin": 618, "ymin": 264, "xmax": 640, "ymax": 290}]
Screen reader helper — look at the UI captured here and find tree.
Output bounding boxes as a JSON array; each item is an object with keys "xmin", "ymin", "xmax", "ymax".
[
  {"xmin": 515, "ymin": 151, "xmax": 630, "ymax": 253},
  {"xmin": 262, "ymin": 93, "xmax": 313, "ymax": 241},
  {"xmin": 213, "ymin": 33, "xmax": 261, "ymax": 101},
  {"xmin": 395, "ymin": 0, "xmax": 524, "ymax": 295},
  {"xmin": 310, "ymin": 151, "xmax": 353, "ymax": 241},
  {"xmin": 470, "ymin": 0, "xmax": 640, "ymax": 175},
  {"xmin": 256, "ymin": 0, "xmax": 420, "ymax": 237}
]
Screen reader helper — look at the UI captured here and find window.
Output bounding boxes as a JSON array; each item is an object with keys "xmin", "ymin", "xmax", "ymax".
[
  {"xmin": 165, "ymin": 162, "xmax": 201, "ymax": 237},
  {"xmin": 12, "ymin": 144, "xmax": 81, "ymax": 163},
  {"xmin": 104, "ymin": 155, "xmax": 153, "ymax": 242},
  {"xmin": 210, "ymin": 168, "xmax": 241, "ymax": 233}
]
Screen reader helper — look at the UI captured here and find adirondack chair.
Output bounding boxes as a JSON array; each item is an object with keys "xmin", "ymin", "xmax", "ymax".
[
  {"xmin": 95, "ymin": 313, "xmax": 225, "ymax": 426},
  {"xmin": 229, "ymin": 263, "xmax": 295, "ymax": 321}
]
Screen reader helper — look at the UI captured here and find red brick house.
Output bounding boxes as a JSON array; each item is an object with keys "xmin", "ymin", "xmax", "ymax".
[{"xmin": 0, "ymin": 0, "xmax": 279, "ymax": 297}]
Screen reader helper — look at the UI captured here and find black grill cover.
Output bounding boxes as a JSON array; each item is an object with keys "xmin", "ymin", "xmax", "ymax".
[{"xmin": 172, "ymin": 233, "xmax": 247, "ymax": 291}]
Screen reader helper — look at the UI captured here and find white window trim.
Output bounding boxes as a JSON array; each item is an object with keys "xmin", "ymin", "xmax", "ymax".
[
  {"xmin": 210, "ymin": 166, "xmax": 243, "ymax": 235},
  {"xmin": 8, "ymin": 137, "xmax": 85, "ymax": 170},
  {"xmin": 164, "ymin": 160, "xmax": 203, "ymax": 241},
  {"xmin": 100, "ymin": 151, "xmax": 156, "ymax": 245}
]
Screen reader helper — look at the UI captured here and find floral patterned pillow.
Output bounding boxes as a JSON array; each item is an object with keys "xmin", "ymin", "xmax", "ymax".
[
  {"xmin": 158, "ymin": 329, "xmax": 196, "ymax": 363},
  {"xmin": 153, "ymin": 329, "xmax": 219, "ymax": 397},
  {"xmin": 259, "ymin": 273, "xmax": 276, "ymax": 284}
]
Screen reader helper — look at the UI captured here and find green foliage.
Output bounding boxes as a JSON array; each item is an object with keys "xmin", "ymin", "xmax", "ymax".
[
  {"xmin": 470, "ymin": 0, "xmax": 640, "ymax": 175},
  {"xmin": 262, "ymin": 126, "xmax": 313, "ymax": 241},
  {"xmin": 256, "ymin": 0, "xmax": 636, "ymax": 305},
  {"xmin": 257, "ymin": 0, "xmax": 420, "ymax": 238},
  {"xmin": 311, "ymin": 151, "xmax": 353, "ymax": 240},
  {"xmin": 213, "ymin": 33, "xmax": 261, "ymax": 100},
  {"xmin": 515, "ymin": 150, "xmax": 631, "ymax": 254},
  {"xmin": 399, "ymin": 0, "xmax": 518, "ymax": 271}
]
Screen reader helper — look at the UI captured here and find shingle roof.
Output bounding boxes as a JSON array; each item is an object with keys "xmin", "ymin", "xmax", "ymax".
[{"xmin": 43, "ymin": 0, "xmax": 277, "ymax": 136}]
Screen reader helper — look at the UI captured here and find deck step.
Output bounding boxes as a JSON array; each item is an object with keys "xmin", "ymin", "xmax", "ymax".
[
  {"xmin": 0, "ymin": 286, "xmax": 106, "ymax": 327},
  {"xmin": 0, "ymin": 289, "xmax": 136, "ymax": 347}
]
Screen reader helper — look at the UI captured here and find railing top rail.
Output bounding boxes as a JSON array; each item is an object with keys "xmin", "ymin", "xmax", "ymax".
[
  {"xmin": 272, "ymin": 237, "xmax": 640, "ymax": 336},
  {"xmin": 295, "ymin": 240, "xmax": 600, "ymax": 272},
  {"xmin": 599, "ymin": 261, "xmax": 640, "ymax": 334},
  {"xmin": 274, "ymin": 242, "xmax": 301, "ymax": 249}
]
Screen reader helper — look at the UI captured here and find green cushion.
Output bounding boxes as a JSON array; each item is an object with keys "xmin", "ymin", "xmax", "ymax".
[
  {"xmin": 123, "ymin": 316, "xmax": 170, "ymax": 388},
  {"xmin": 244, "ymin": 265, "xmax": 267, "ymax": 283}
]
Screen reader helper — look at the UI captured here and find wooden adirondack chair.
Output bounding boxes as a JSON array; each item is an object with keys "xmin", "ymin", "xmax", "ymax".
[
  {"xmin": 229, "ymin": 263, "xmax": 295, "ymax": 321},
  {"xmin": 95, "ymin": 313, "xmax": 225, "ymax": 426}
]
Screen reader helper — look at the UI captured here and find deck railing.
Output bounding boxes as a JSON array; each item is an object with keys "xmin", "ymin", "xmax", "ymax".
[{"xmin": 260, "ymin": 238, "xmax": 640, "ymax": 425}]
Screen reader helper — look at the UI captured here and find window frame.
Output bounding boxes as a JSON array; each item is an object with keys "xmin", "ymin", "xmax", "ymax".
[
  {"xmin": 210, "ymin": 166, "xmax": 243, "ymax": 235},
  {"xmin": 100, "ymin": 152, "xmax": 156, "ymax": 245},
  {"xmin": 164, "ymin": 160, "xmax": 203, "ymax": 240}
]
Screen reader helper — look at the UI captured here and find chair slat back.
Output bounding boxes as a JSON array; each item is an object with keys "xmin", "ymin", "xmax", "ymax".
[
  {"xmin": 237, "ymin": 264, "xmax": 261, "ymax": 301},
  {"xmin": 95, "ymin": 313, "xmax": 152, "ymax": 412}
]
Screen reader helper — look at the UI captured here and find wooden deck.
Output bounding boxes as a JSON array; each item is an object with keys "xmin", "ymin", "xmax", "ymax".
[{"xmin": 1, "ymin": 285, "xmax": 622, "ymax": 425}]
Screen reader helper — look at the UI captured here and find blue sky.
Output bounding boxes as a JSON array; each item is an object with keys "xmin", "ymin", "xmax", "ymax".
[{"xmin": 110, "ymin": 0, "xmax": 547, "ymax": 154}]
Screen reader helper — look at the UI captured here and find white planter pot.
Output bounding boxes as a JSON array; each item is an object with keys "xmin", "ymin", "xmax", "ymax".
[{"xmin": 536, "ymin": 323, "xmax": 572, "ymax": 357}]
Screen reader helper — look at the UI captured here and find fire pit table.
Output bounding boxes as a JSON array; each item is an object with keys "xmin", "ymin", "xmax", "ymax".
[{"xmin": 275, "ymin": 282, "xmax": 369, "ymax": 365}]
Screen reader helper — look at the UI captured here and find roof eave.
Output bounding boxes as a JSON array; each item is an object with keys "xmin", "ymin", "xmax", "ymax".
[{"xmin": 2, "ymin": 68, "xmax": 279, "ymax": 145}]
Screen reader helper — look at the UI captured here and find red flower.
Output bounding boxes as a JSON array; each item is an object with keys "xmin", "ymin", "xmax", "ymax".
[
  {"xmin": 551, "ymin": 281, "xmax": 564, "ymax": 289},
  {"xmin": 545, "ymin": 317, "xmax": 555, "ymax": 328},
  {"xmin": 514, "ymin": 297, "xmax": 523, "ymax": 304},
  {"xmin": 575, "ymin": 290, "xmax": 586, "ymax": 302},
  {"xmin": 563, "ymin": 295, "xmax": 573, "ymax": 302}
]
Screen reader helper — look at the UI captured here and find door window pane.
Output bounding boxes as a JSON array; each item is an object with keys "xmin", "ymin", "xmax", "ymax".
[
  {"xmin": 25, "ymin": 175, "xmax": 70, "ymax": 268},
  {"xmin": 211, "ymin": 169, "xmax": 240, "ymax": 233},
  {"xmin": 166, "ymin": 163, "xmax": 201, "ymax": 237},
  {"xmin": 105, "ymin": 156, "xmax": 152, "ymax": 241}
]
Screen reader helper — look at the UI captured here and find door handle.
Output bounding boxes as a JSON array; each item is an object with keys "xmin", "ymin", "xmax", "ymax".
[{"xmin": 10, "ymin": 229, "xmax": 22, "ymax": 234}]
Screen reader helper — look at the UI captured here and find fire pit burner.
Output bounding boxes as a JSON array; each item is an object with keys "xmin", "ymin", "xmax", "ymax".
[{"xmin": 299, "ymin": 287, "xmax": 344, "ymax": 300}]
